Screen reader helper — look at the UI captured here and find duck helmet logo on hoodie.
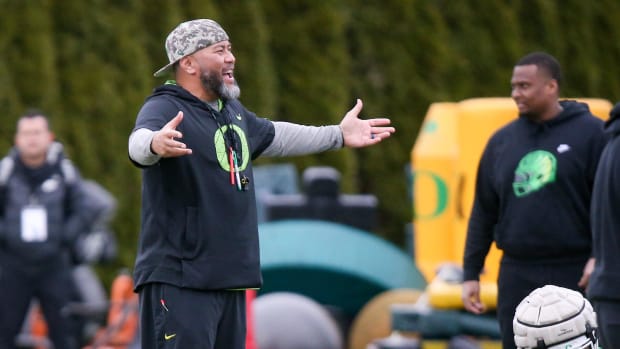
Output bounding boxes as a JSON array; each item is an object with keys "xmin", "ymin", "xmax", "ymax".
[{"xmin": 513, "ymin": 150, "xmax": 557, "ymax": 197}]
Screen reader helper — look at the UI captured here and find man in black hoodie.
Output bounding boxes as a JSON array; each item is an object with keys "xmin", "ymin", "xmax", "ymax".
[
  {"xmin": 460, "ymin": 52, "xmax": 606, "ymax": 349},
  {"xmin": 588, "ymin": 102, "xmax": 620, "ymax": 348},
  {"xmin": 128, "ymin": 19, "xmax": 395, "ymax": 349}
]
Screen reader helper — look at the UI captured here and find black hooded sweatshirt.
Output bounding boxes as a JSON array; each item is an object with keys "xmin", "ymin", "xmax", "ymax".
[
  {"xmin": 131, "ymin": 83, "xmax": 275, "ymax": 291},
  {"xmin": 464, "ymin": 100, "xmax": 606, "ymax": 281},
  {"xmin": 588, "ymin": 102, "xmax": 620, "ymax": 301}
]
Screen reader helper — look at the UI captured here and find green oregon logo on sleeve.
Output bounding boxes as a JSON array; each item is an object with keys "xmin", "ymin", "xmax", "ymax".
[{"xmin": 512, "ymin": 150, "xmax": 557, "ymax": 197}]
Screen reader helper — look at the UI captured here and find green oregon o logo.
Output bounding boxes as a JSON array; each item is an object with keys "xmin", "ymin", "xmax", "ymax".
[
  {"xmin": 413, "ymin": 170, "xmax": 448, "ymax": 219},
  {"xmin": 214, "ymin": 124, "xmax": 250, "ymax": 171}
]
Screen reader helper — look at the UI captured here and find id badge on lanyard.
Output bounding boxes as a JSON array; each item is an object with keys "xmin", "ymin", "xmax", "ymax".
[{"xmin": 21, "ymin": 205, "xmax": 48, "ymax": 242}]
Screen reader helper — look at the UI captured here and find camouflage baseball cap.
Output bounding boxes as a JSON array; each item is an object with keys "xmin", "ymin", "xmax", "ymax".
[{"xmin": 153, "ymin": 19, "xmax": 229, "ymax": 77}]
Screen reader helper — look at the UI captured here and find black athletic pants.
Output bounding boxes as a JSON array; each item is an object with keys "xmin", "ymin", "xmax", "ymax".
[
  {"xmin": 497, "ymin": 256, "xmax": 587, "ymax": 349},
  {"xmin": 0, "ymin": 260, "xmax": 79, "ymax": 349},
  {"xmin": 139, "ymin": 283, "xmax": 246, "ymax": 349},
  {"xmin": 593, "ymin": 300, "xmax": 620, "ymax": 348}
]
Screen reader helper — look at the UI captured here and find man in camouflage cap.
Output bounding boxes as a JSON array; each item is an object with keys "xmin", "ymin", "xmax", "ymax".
[
  {"xmin": 153, "ymin": 19, "xmax": 229, "ymax": 77},
  {"xmin": 129, "ymin": 18, "xmax": 395, "ymax": 349}
]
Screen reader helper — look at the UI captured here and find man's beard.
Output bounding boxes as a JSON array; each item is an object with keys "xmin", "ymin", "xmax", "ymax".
[{"xmin": 200, "ymin": 70, "xmax": 240, "ymax": 100}]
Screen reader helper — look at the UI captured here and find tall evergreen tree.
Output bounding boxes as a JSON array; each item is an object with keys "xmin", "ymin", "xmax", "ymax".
[
  {"xmin": 216, "ymin": 1, "xmax": 277, "ymax": 117},
  {"xmin": 0, "ymin": 3, "xmax": 22, "ymax": 149},
  {"xmin": 345, "ymin": 0, "xmax": 461, "ymax": 243},
  {"xmin": 5, "ymin": 0, "xmax": 58, "ymax": 111},
  {"xmin": 259, "ymin": 0, "xmax": 354, "ymax": 190},
  {"xmin": 557, "ymin": 0, "xmax": 603, "ymax": 97}
]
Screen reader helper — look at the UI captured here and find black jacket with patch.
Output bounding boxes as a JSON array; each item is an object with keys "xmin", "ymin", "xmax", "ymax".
[{"xmin": 464, "ymin": 101, "xmax": 606, "ymax": 281}]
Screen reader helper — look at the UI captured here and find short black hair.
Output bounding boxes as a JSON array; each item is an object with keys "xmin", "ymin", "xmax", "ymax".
[
  {"xmin": 18, "ymin": 108, "xmax": 51, "ymax": 130},
  {"xmin": 21, "ymin": 108, "xmax": 47, "ymax": 118},
  {"xmin": 515, "ymin": 52, "xmax": 562, "ymax": 87}
]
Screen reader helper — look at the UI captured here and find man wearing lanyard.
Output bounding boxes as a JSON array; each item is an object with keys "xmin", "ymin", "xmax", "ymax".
[
  {"xmin": 0, "ymin": 110, "xmax": 91, "ymax": 349},
  {"xmin": 129, "ymin": 18, "xmax": 395, "ymax": 349}
]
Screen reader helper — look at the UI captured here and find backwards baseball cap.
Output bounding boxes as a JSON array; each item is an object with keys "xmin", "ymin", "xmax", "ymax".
[{"xmin": 153, "ymin": 19, "xmax": 229, "ymax": 77}]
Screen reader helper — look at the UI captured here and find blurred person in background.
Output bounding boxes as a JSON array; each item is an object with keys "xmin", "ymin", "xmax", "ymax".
[
  {"xmin": 588, "ymin": 102, "xmax": 620, "ymax": 348},
  {"xmin": 0, "ymin": 110, "xmax": 92, "ymax": 349}
]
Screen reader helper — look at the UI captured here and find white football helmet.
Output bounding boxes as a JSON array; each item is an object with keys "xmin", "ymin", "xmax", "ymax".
[{"xmin": 513, "ymin": 285, "xmax": 598, "ymax": 349}]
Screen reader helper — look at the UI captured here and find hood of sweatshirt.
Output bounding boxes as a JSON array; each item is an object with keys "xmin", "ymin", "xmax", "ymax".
[
  {"xmin": 604, "ymin": 102, "xmax": 620, "ymax": 136},
  {"xmin": 147, "ymin": 82, "xmax": 217, "ymax": 111},
  {"xmin": 518, "ymin": 100, "xmax": 592, "ymax": 136}
]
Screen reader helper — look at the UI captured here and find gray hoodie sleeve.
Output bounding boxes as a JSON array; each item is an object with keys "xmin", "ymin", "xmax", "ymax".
[
  {"xmin": 128, "ymin": 128, "xmax": 161, "ymax": 166},
  {"xmin": 261, "ymin": 121, "xmax": 344, "ymax": 157}
]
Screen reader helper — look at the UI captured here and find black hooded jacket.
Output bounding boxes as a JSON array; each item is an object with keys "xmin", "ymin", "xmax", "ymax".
[
  {"xmin": 131, "ymin": 83, "xmax": 275, "ymax": 291},
  {"xmin": 588, "ymin": 102, "xmax": 620, "ymax": 301},
  {"xmin": 464, "ymin": 101, "xmax": 606, "ymax": 281}
]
